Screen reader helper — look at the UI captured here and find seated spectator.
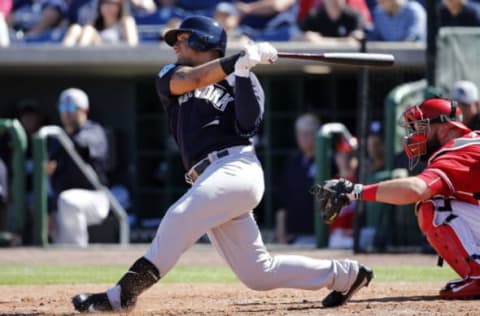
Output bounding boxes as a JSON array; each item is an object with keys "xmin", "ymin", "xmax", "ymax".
[
  {"xmin": 235, "ymin": 0, "xmax": 299, "ymax": 41},
  {"xmin": 0, "ymin": 0, "xmax": 11, "ymax": 46},
  {"xmin": 451, "ymin": 80, "xmax": 480, "ymax": 130},
  {"xmin": 440, "ymin": 0, "xmax": 480, "ymax": 27},
  {"xmin": 300, "ymin": 0, "xmax": 365, "ymax": 43},
  {"xmin": 329, "ymin": 135, "xmax": 358, "ymax": 249},
  {"xmin": 306, "ymin": 0, "xmax": 372, "ymax": 25},
  {"xmin": 275, "ymin": 113, "xmax": 320, "ymax": 245},
  {"xmin": 366, "ymin": 120, "xmax": 385, "ymax": 174},
  {"xmin": 6, "ymin": 0, "xmax": 66, "ymax": 42},
  {"xmin": 65, "ymin": 0, "xmax": 96, "ymax": 27},
  {"xmin": 48, "ymin": 88, "xmax": 111, "ymax": 247},
  {"xmin": 63, "ymin": 0, "xmax": 138, "ymax": 46},
  {"xmin": 213, "ymin": 2, "xmax": 250, "ymax": 43},
  {"xmin": 368, "ymin": 0, "xmax": 426, "ymax": 42}
]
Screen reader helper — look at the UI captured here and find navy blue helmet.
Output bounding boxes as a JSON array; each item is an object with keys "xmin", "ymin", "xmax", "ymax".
[{"xmin": 164, "ymin": 16, "xmax": 227, "ymax": 57}]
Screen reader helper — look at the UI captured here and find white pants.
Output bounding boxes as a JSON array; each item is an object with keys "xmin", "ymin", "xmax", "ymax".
[
  {"xmin": 432, "ymin": 199, "xmax": 480, "ymax": 261},
  {"xmin": 144, "ymin": 146, "xmax": 360, "ymax": 292},
  {"xmin": 54, "ymin": 189, "xmax": 109, "ymax": 247}
]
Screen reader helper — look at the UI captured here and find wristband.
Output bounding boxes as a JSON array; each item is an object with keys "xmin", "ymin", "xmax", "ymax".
[
  {"xmin": 362, "ymin": 184, "xmax": 378, "ymax": 201},
  {"xmin": 219, "ymin": 53, "xmax": 242, "ymax": 75}
]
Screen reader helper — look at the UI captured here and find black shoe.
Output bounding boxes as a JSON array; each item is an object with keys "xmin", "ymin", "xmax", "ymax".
[
  {"xmin": 322, "ymin": 264, "xmax": 374, "ymax": 308},
  {"xmin": 72, "ymin": 293, "xmax": 113, "ymax": 312}
]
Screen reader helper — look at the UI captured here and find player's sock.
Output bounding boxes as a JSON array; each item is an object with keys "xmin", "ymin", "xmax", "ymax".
[{"xmin": 107, "ymin": 257, "xmax": 160, "ymax": 309}]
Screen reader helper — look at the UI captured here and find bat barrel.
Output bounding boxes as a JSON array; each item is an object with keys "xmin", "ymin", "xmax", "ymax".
[{"xmin": 277, "ymin": 52, "xmax": 395, "ymax": 67}]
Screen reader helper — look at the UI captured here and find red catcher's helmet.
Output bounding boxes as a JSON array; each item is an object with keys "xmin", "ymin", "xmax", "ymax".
[{"xmin": 399, "ymin": 98, "xmax": 468, "ymax": 170}]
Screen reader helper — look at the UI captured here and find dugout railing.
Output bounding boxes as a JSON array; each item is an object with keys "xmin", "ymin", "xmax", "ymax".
[{"xmin": 0, "ymin": 119, "xmax": 27, "ymax": 235}]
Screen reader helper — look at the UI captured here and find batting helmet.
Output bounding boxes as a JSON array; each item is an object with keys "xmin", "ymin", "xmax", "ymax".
[
  {"xmin": 164, "ymin": 16, "xmax": 227, "ymax": 57},
  {"xmin": 400, "ymin": 98, "xmax": 468, "ymax": 169}
]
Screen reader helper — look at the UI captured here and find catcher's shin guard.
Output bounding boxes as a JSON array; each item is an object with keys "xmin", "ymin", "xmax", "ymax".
[
  {"xmin": 116, "ymin": 257, "xmax": 160, "ymax": 308},
  {"xmin": 417, "ymin": 201, "xmax": 480, "ymax": 279}
]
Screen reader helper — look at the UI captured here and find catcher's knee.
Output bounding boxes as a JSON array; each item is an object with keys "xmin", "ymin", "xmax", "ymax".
[{"xmin": 416, "ymin": 201, "xmax": 480, "ymax": 278}]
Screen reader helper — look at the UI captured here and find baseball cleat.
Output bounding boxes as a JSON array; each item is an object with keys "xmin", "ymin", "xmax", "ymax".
[
  {"xmin": 72, "ymin": 293, "xmax": 113, "ymax": 313},
  {"xmin": 321, "ymin": 264, "xmax": 374, "ymax": 308},
  {"xmin": 440, "ymin": 277, "xmax": 480, "ymax": 300}
]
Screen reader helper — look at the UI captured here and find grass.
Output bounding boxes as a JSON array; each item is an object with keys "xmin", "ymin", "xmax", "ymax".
[{"xmin": 0, "ymin": 264, "xmax": 457, "ymax": 285}]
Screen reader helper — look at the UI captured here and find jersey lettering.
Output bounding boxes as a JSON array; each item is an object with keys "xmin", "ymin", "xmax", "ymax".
[{"xmin": 178, "ymin": 85, "xmax": 234, "ymax": 112}]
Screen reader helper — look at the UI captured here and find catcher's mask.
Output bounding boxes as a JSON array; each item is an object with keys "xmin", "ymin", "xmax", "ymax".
[
  {"xmin": 163, "ymin": 16, "xmax": 227, "ymax": 57},
  {"xmin": 399, "ymin": 98, "xmax": 466, "ymax": 170}
]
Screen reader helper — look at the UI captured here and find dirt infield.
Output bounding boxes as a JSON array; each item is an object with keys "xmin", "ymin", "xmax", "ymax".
[{"xmin": 0, "ymin": 245, "xmax": 478, "ymax": 315}]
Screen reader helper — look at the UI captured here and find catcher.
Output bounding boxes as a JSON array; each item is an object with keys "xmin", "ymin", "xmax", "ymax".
[{"xmin": 313, "ymin": 97, "xmax": 480, "ymax": 299}]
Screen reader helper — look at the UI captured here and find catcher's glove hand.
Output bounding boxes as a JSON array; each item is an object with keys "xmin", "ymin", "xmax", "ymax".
[{"xmin": 310, "ymin": 178, "xmax": 361, "ymax": 224}]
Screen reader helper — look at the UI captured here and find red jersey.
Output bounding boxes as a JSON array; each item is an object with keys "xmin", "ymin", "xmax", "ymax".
[{"xmin": 417, "ymin": 131, "xmax": 480, "ymax": 205}]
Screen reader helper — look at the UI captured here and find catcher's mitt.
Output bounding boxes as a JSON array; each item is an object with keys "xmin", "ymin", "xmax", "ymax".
[{"xmin": 310, "ymin": 179, "xmax": 354, "ymax": 224}]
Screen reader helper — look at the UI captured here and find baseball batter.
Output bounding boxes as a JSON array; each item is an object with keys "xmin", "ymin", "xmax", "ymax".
[
  {"xmin": 72, "ymin": 16, "xmax": 372, "ymax": 313},
  {"xmin": 314, "ymin": 98, "xmax": 480, "ymax": 299}
]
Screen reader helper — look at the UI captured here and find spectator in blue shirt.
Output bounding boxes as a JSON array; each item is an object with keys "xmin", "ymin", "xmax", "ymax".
[
  {"xmin": 235, "ymin": 0, "xmax": 299, "ymax": 41},
  {"xmin": 369, "ymin": 0, "xmax": 426, "ymax": 41},
  {"xmin": 440, "ymin": 0, "xmax": 480, "ymax": 27},
  {"xmin": 7, "ymin": 0, "xmax": 66, "ymax": 41}
]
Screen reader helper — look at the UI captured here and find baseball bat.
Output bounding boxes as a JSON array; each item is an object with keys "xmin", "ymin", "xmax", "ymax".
[{"xmin": 277, "ymin": 52, "xmax": 395, "ymax": 67}]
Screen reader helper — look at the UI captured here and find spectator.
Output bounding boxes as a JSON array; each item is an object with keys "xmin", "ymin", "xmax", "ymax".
[
  {"xmin": 329, "ymin": 135, "xmax": 358, "ymax": 249},
  {"xmin": 360, "ymin": 120, "xmax": 388, "ymax": 251},
  {"xmin": 451, "ymin": 80, "xmax": 480, "ymax": 130},
  {"xmin": 0, "ymin": 0, "xmax": 11, "ymax": 46},
  {"xmin": 6, "ymin": 0, "xmax": 66, "ymax": 41},
  {"xmin": 366, "ymin": 120, "xmax": 385, "ymax": 174},
  {"xmin": 16, "ymin": 99, "xmax": 49, "ymax": 198},
  {"xmin": 307, "ymin": 0, "xmax": 372, "ymax": 25},
  {"xmin": 63, "ymin": 0, "xmax": 138, "ymax": 46},
  {"xmin": 300, "ymin": 0, "xmax": 365, "ymax": 43},
  {"xmin": 440, "ymin": 0, "xmax": 480, "ymax": 27},
  {"xmin": 65, "ymin": 0, "xmax": 96, "ymax": 27},
  {"xmin": 213, "ymin": 2, "xmax": 250, "ymax": 43},
  {"xmin": 48, "ymin": 88, "xmax": 110, "ymax": 247},
  {"xmin": 275, "ymin": 113, "xmax": 320, "ymax": 245},
  {"xmin": 368, "ymin": 0, "xmax": 426, "ymax": 42},
  {"xmin": 235, "ymin": 0, "xmax": 299, "ymax": 41}
]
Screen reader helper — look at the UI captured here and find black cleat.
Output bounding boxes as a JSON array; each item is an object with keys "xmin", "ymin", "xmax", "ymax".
[
  {"xmin": 72, "ymin": 293, "xmax": 113, "ymax": 313},
  {"xmin": 322, "ymin": 264, "xmax": 374, "ymax": 308}
]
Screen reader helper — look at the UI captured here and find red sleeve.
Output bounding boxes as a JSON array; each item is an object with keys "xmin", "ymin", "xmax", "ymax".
[{"xmin": 417, "ymin": 169, "xmax": 452, "ymax": 196}]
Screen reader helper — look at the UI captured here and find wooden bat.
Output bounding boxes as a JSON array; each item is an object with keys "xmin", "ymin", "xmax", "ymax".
[{"xmin": 277, "ymin": 52, "xmax": 395, "ymax": 67}]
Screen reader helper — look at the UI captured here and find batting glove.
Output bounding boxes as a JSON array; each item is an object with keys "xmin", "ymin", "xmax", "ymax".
[
  {"xmin": 256, "ymin": 42, "xmax": 278, "ymax": 64},
  {"xmin": 235, "ymin": 42, "xmax": 261, "ymax": 77}
]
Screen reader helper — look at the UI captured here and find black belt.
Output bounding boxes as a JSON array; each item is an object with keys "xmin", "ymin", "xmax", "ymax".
[{"xmin": 185, "ymin": 149, "xmax": 229, "ymax": 184}]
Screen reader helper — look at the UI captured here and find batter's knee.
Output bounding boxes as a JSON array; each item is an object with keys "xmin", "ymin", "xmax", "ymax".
[
  {"xmin": 416, "ymin": 201, "xmax": 435, "ymax": 233},
  {"xmin": 236, "ymin": 258, "xmax": 277, "ymax": 291}
]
